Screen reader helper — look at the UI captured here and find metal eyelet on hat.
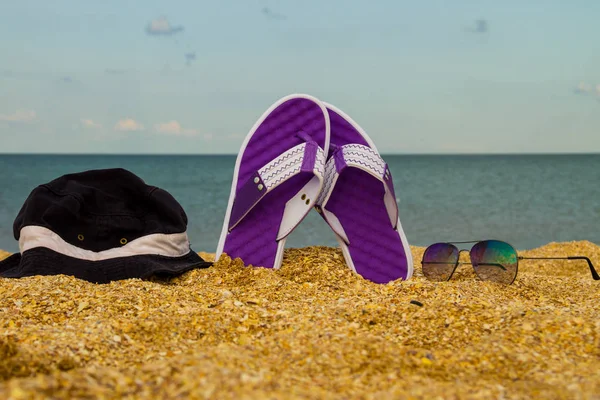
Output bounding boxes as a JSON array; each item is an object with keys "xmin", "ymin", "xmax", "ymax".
[
  {"xmin": 254, "ymin": 177, "xmax": 260, "ymax": 184},
  {"xmin": 301, "ymin": 194, "xmax": 306, "ymax": 200},
  {"xmin": 120, "ymin": 238, "xmax": 128, "ymax": 245},
  {"xmin": 77, "ymin": 234, "xmax": 84, "ymax": 241},
  {"xmin": 258, "ymin": 184, "xmax": 264, "ymax": 191},
  {"xmin": 305, "ymin": 199, "xmax": 310, "ymax": 205}
]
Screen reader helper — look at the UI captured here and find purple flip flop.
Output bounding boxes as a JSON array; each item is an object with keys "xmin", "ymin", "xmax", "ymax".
[
  {"xmin": 216, "ymin": 94, "xmax": 330, "ymax": 269},
  {"xmin": 315, "ymin": 102, "xmax": 413, "ymax": 283}
]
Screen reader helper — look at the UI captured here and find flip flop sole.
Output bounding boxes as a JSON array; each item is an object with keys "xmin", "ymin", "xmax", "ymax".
[
  {"xmin": 321, "ymin": 103, "xmax": 413, "ymax": 283},
  {"xmin": 216, "ymin": 95, "xmax": 329, "ymax": 269}
]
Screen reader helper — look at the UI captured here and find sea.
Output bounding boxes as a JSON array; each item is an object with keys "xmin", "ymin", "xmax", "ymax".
[{"xmin": 0, "ymin": 154, "xmax": 598, "ymax": 253}]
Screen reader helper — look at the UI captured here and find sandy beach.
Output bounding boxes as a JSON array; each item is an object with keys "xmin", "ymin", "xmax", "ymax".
[{"xmin": 1, "ymin": 241, "xmax": 599, "ymax": 399}]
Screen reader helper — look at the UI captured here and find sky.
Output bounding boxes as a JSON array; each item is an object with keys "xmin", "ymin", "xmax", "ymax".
[{"xmin": 1, "ymin": 0, "xmax": 599, "ymax": 154}]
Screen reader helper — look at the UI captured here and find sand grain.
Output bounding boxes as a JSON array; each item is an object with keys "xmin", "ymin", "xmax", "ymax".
[{"xmin": 0, "ymin": 242, "xmax": 599, "ymax": 399}]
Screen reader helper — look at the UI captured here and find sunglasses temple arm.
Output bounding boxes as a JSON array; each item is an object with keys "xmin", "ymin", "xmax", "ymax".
[
  {"xmin": 474, "ymin": 262, "xmax": 507, "ymax": 271},
  {"xmin": 422, "ymin": 261, "xmax": 507, "ymax": 271},
  {"xmin": 421, "ymin": 261, "xmax": 458, "ymax": 266},
  {"xmin": 569, "ymin": 257, "xmax": 600, "ymax": 280},
  {"xmin": 518, "ymin": 256, "xmax": 600, "ymax": 281}
]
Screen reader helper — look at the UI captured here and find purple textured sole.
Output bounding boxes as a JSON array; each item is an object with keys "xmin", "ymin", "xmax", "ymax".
[
  {"xmin": 223, "ymin": 98, "xmax": 327, "ymax": 269},
  {"xmin": 324, "ymin": 108, "xmax": 409, "ymax": 283}
]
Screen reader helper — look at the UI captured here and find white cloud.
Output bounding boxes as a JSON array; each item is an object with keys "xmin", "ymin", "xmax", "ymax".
[
  {"xmin": 574, "ymin": 82, "xmax": 591, "ymax": 94},
  {"xmin": 81, "ymin": 118, "xmax": 102, "ymax": 129},
  {"xmin": 114, "ymin": 118, "xmax": 144, "ymax": 132},
  {"xmin": 0, "ymin": 109, "xmax": 36, "ymax": 123},
  {"xmin": 154, "ymin": 120, "xmax": 198, "ymax": 136},
  {"xmin": 146, "ymin": 17, "xmax": 184, "ymax": 36}
]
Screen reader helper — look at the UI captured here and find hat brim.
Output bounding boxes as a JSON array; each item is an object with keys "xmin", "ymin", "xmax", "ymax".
[{"xmin": 0, "ymin": 247, "xmax": 212, "ymax": 284}]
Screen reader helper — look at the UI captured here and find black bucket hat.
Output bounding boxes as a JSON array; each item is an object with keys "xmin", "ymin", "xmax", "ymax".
[{"xmin": 0, "ymin": 168, "xmax": 211, "ymax": 283}]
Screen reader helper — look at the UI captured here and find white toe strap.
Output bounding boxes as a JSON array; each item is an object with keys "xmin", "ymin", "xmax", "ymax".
[
  {"xmin": 316, "ymin": 144, "xmax": 398, "ymax": 244},
  {"xmin": 228, "ymin": 140, "xmax": 326, "ymax": 238}
]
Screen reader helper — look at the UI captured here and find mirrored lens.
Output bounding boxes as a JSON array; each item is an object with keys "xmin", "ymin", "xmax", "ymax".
[
  {"xmin": 470, "ymin": 240, "xmax": 518, "ymax": 284},
  {"xmin": 421, "ymin": 243, "xmax": 459, "ymax": 281}
]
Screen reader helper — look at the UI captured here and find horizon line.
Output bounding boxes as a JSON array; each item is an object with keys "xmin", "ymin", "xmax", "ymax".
[{"xmin": 0, "ymin": 152, "xmax": 598, "ymax": 157}]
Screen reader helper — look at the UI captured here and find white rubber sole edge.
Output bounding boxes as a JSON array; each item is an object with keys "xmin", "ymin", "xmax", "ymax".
[{"xmin": 215, "ymin": 93, "xmax": 331, "ymax": 270}]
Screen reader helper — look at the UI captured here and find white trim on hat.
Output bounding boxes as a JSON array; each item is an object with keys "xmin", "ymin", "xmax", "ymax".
[{"xmin": 19, "ymin": 226, "xmax": 192, "ymax": 261}]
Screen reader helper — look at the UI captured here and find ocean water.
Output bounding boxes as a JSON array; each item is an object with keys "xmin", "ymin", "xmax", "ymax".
[{"xmin": 0, "ymin": 154, "xmax": 598, "ymax": 253}]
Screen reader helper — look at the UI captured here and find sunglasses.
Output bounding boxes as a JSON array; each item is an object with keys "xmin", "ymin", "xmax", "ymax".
[{"xmin": 421, "ymin": 240, "xmax": 599, "ymax": 284}]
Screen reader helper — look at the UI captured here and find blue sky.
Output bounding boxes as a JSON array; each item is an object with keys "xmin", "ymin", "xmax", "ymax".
[{"xmin": 1, "ymin": 0, "xmax": 599, "ymax": 154}]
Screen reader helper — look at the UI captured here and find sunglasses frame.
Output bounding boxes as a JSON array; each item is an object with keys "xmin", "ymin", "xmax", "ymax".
[
  {"xmin": 421, "ymin": 240, "xmax": 519, "ymax": 284},
  {"xmin": 421, "ymin": 239, "xmax": 599, "ymax": 284}
]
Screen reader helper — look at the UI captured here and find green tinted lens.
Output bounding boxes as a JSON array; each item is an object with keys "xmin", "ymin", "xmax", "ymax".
[{"xmin": 470, "ymin": 240, "xmax": 518, "ymax": 284}]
